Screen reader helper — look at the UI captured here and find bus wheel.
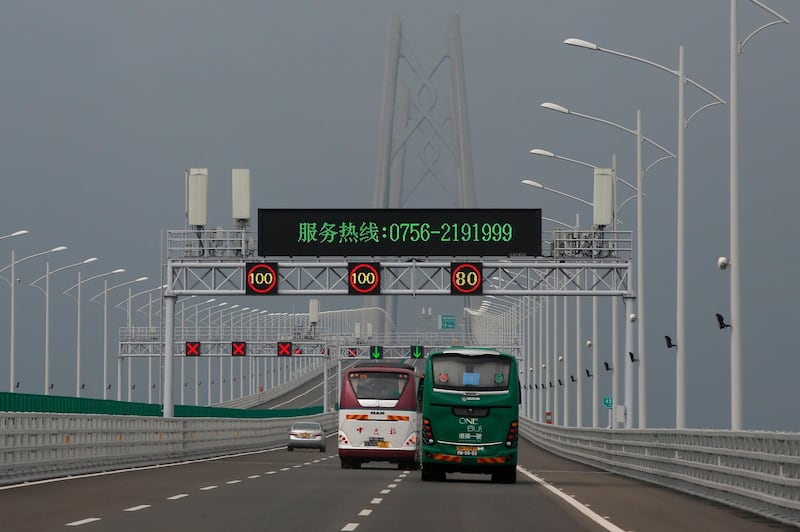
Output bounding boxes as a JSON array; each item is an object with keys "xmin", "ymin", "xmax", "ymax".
[
  {"xmin": 421, "ymin": 465, "xmax": 444, "ymax": 481},
  {"xmin": 491, "ymin": 466, "xmax": 516, "ymax": 484}
]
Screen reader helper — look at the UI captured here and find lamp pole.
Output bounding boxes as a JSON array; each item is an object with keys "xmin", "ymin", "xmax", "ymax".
[
  {"xmin": 729, "ymin": 1, "xmax": 788, "ymax": 429},
  {"xmin": 564, "ymin": 38, "xmax": 724, "ymax": 429},
  {"xmin": 132, "ymin": 285, "xmax": 168, "ymax": 403},
  {"xmin": 1, "ymin": 245, "xmax": 67, "ymax": 392},
  {"xmin": 64, "ymin": 268, "xmax": 125, "ymax": 396},
  {"xmin": 90, "ymin": 276, "xmax": 148, "ymax": 400},
  {"xmin": 30, "ymin": 257, "xmax": 98, "ymax": 394}
]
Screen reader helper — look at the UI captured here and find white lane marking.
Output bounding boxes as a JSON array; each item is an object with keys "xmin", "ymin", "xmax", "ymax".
[
  {"xmin": 226, "ymin": 480, "xmax": 242, "ymax": 484},
  {"xmin": 517, "ymin": 468, "xmax": 626, "ymax": 532},
  {"xmin": 393, "ymin": 478, "xmax": 402, "ymax": 482},
  {"xmin": 66, "ymin": 518, "xmax": 101, "ymax": 526},
  {"xmin": 370, "ymin": 498, "xmax": 383, "ymax": 504},
  {"xmin": 379, "ymin": 489, "xmax": 391, "ymax": 494},
  {"xmin": 248, "ymin": 475, "xmax": 261, "ymax": 479},
  {"xmin": 266, "ymin": 471, "xmax": 277, "ymax": 475},
  {"xmin": 388, "ymin": 483, "xmax": 398, "ymax": 488},
  {"xmin": 398, "ymin": 474, "xmax": 407, "ymax": 478},
  {"xmin": 280, "ymin": 467, "xmax": 291, "ymax": 471},
  {"xmin": 358, "ymin": 509, "xmax": 373, "ymax": 516},
  {"xmin": 313, "ymin": 460, "xmax": 321, "ymax": 463},
  {"xmin": 2, "ymin": 446, "xmax": 289, "ymax": 491},
  {"xmin": 341, "ymin": 524, "xmax": 359, "ymax": 531},
  {"xmin": 124, "ymin": 505, "xmax": 151, "ymax": 512},
  {"xmin": 167, "ymin": 494, "xmax": 189, "ymax": 500},
  {"xmin": 200, "ymin": 485, "xmax": 218, "ymax": 491},
  {"xmin": 304, "ymin": 462, "xmax": 312, "ymax": 465},
  {"xmin": 292, "ymin": 465, "xmax": 302, "ymax": 468}
]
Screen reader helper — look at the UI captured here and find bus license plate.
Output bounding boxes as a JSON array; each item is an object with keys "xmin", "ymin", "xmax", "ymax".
[
  {"xmin": 457, "ymin": 446, "xmax": 478, "ymax": 456},
  {"xmin": 377, "ymin": 441, "xmax": 390, "ymax": 448}
]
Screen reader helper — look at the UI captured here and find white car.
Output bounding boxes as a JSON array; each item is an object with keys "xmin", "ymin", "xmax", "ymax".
[{"xmin": 287, "ymin": 421, "xmax": 326, "ymax": 452}]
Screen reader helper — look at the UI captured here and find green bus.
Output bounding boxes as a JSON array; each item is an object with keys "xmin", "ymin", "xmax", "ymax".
[{"xmin": 417, "ymin": 347, "xmax": 520, "ymax": 483}]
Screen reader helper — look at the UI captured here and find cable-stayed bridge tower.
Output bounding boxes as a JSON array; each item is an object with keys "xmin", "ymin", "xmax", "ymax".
[{"xmin": 370, "ymin": 13, "xmax": 477, "ymax": 333}]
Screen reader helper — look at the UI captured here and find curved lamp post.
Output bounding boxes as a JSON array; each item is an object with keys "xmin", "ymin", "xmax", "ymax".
[
  {"xmin": 1, "ymin": 245, "xmax": 67, "ymax": 392},
  {"xmin": 563, "ymin": 38, "xmax": 723, "ymax": 430},
  {"xmin": 90, "ymin": 276, "xmax": 148, "ymax": 399},
  {"xmin": 64, "ymin": 268, "xmax": 125, "ymax": 397},
  {"xmin": 30, "ymin": 257, "xmax": 98, "ymax": 394}
]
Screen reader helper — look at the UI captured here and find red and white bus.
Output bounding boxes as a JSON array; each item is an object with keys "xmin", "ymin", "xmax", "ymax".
[{"xmin": 338, "ymin": 360, "xmax": 419, "ymax": 470}]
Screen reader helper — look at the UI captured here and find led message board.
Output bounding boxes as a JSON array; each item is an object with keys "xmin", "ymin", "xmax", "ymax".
[{"xmin": 257, "ymin": 208, "xmax": 541, "ymax": 257}]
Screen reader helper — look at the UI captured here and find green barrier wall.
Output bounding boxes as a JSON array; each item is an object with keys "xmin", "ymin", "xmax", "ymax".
[{"xmin": 0, "ymin": 392, "xmax": 322, "ymax": 418}]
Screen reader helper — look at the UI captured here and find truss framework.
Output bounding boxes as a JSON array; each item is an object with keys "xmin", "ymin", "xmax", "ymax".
[{"xmin": 166, "ymin": 258, "xmax": 633, "ymax": 297}]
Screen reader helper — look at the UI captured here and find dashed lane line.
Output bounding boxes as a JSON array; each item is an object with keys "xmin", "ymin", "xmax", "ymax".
[
  {"xmin": 123, "ymin": 505, "xmax": 151, "ymax": 512},
  {"xmin": 66, "ymin": 518, "xmax": 101, "ymax": 527}
]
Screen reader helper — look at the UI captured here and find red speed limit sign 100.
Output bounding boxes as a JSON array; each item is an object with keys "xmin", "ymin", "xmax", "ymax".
[
  {"xmin": 245, "ymin": 262, "xmax": 279, "ymax": 295},
  {"xmin": 348, "ymin": 262, "xmax": 381, "ymax": 295}
]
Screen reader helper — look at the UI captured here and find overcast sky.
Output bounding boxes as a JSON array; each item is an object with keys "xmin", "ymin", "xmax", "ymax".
[{"xmin": 1, "ymin": 1, "xmax": 798, "ymax": 431}]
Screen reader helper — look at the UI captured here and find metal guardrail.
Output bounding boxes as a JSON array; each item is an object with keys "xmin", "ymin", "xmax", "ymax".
[
  {"xmin": 0, "ymin": 411, "xmax": 337, "ymax": 486},
  {"xmin": 518, "ymin": 417, "xmax": 800, "ymax": 527},
  {"xmin": 4, "ymin": 409, "xmax": 797, "ymax": 527}
]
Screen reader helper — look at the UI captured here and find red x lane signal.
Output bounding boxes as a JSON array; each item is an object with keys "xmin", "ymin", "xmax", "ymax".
[
  {"xmin": 232, "ymin": 341, "xmax": 247, "ymax": 356},
  {"xmin": 185, "ymin": 341, "xmax": 200, "ymax": 356},
  {"xmin": 277, "ymin": 341, "xmax": 293, "ymax": 356},
  {"xmin": 347, "ymin": 347, "xmax": 358, "ymax": 357}
]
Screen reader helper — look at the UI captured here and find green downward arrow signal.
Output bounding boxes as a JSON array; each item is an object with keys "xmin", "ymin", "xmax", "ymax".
[
  {"xmin": 411, "ymin": 346, "xmax": 423, "ymax": 359},
  {"xmin": 371, "ymin": 346, "xmax": 383, "ymax": 359}
]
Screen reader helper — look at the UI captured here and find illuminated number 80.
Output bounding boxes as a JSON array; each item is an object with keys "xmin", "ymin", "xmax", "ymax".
[{"xmin": 455, "ymin": 270, "xmax": 478, "ymax": 287}]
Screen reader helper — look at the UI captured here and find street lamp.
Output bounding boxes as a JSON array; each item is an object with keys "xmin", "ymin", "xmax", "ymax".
[
  {"xmin": 727, "ymin": 0, "xmax": 788, "ymax": 430},
  {"xmin": 1, "ymin": 244, "xmax": 67, "ymax": 392},
  {"xmin": 131, "ymin": 284, "xmax": 168, "ymax": 403},
  {"xmin": 0, "ymin": 230, "xmax": 29, "ymax": 242},
  {"xmin": 536, "ymin": 105, "xmax": 675, "ymax": 429},
  {"xmin": 564, "ymin": 38, "xmax": 724, "ymax": 430},
  {"xmin": 29, "ymin": 257, "xmax": 98, "ymax": 394},
  {"xmin": 89, "ymin": 276, "xmax": 148, "ymax": 399},
  {"xmin": 64, "ymin": 268, "xmax": 125, "ymax": 396}
]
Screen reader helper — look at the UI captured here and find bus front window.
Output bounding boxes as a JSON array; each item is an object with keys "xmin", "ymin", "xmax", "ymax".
[{"xmin": 431, "ymin": 355, "xmax": 511, "ymax": 391}]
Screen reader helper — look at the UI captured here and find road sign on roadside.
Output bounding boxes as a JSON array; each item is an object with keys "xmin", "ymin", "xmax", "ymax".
[{"xmin": 602, "ymin": 396, "xmax": 613, "ymax": 409}]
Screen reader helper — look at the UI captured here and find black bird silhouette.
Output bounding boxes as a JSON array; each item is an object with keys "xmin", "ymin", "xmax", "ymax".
[
  {"xmin": 570, "ymin": 375, "xmax": 576, "ymax": 383},
  {"xmin": 665, "ymin": 335, "xmax": 677, "ymax": 348},
  {"xmin": 534, "ymin": 384, "xmax": 539, "ymax": 390},
  {"xmin": 558, "ymin": 379, "xmax": 563, "ymax": 386},
  {"xmin": 585, "ymin": 369, "xmax": 593, "ymax": 378},
  {"xmin": 629, "ymin": 352, "xmax": 639, "ymax": 362},
  {"xmin": 549, "ymin": 381, "xmax": 554, "ymax": 388},
  {"xmin": 716, "ymin": 313, "xmax": 731, "ymax": 329},
  {"xmin": 604, "ymin": 361, "xmax": 612, "ymax": 371}
]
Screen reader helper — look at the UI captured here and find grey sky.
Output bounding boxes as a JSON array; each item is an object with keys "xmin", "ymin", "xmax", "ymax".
[{"xmin": 0, "ymin": 1, "xmax": 797, "ymax": 430}]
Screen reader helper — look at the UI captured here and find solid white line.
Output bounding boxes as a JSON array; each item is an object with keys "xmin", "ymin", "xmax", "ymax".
[
  {"xmin": 370, "ymin": 498, "xmax": 383, "ymax": 504},
  {"xmin": 358, "ymin": 509, "xmax": 372, "ymax": 516},
  {"xmin": 167, "ymin": 494, "xmax": 189, "ymax": 500},
  {"xmin": 200, "ymin": 485, "xmax": 218, "ymax": 491},
  {"xmin": 226, "ymin": 480, "xmax": 242, "ymax": 484},
  {"xmin": 517, "ymin": 468, "xmax": 626, "ymax": 532},
  {"xmin": 66, "ymin": 518, "xmax": 101, "ymax": 526},
  {"xmin": 341, "ymin": 524, "xmax": 359, "ymax": 531},
  {"xmin": 124, "ymin": 505, "xmax": 151, "ymax": 512}
]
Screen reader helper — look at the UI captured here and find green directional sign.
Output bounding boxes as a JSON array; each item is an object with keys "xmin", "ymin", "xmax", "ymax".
[
  {"xmin": 602, "ymin": 396, "xmax": 613, "ymax": 409},
  {"xmin": 410, "ymin": 345, "xmax": 425, "ymax": 359},
  {"xmin": 370, "ymin": 345, "xmax": 383, "ymax": 360},
  {"xmin": 438, "ymin": 315, "xmax": 457, "ymax": 329}
]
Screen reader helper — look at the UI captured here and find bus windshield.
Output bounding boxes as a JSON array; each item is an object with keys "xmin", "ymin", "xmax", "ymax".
[
  {"xmin": 430, "ymin": 353, "xmax": 511, "ymax": 391},
  {"xmin": 347, "ymin": 371, "xmax": 411, "ymax": 401}
]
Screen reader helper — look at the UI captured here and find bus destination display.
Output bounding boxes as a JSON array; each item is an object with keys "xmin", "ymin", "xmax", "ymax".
[{"xmin": 257, "ymin": 208, "xmax": 542, "ymax": 257}]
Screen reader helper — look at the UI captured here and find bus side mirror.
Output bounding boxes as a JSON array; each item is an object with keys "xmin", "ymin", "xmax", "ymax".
[{"xmin": 417, "ymin": 375, "xmax": 424, "ymax": 403}]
